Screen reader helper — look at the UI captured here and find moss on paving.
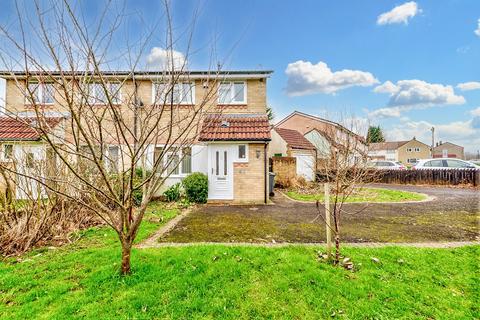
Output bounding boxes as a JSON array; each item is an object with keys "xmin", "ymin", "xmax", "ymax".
[
  {"xmin": 286, "ymin": 187, "xmax": 427, "ymax": 203},
  {"xmin": 0, "ymin": 222, "xmax": 478, "ymax": 319}
]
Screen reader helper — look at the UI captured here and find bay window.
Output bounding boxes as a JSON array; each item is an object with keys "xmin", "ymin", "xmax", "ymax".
[{"xmin": 218, "ymin": 82, "xmax": 246, "ymax": 104}]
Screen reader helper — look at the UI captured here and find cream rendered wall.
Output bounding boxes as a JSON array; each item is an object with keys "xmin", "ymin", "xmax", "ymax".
[{"xmin": 268, "ymin": 130, "xmax": 288, "ymax": 157}]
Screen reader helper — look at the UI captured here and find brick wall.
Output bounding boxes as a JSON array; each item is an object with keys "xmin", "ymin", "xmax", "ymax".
[{"xmin": 233, "ymin": 143, "xmax": 267, "ymax": 203}]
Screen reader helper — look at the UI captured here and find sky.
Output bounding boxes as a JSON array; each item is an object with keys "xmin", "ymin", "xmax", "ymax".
[{"xmin": 0, "ymin": 0, "xmax": 479, "ymax": 153}]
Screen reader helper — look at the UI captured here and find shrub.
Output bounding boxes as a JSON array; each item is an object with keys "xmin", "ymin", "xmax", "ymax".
[
  {"xmin": 182, "ymin": 172, "xmax": 208, "ymax": 203},
  {"xmin": 163, "ymin": 183, "xmax": 182, "ymax": 202}
]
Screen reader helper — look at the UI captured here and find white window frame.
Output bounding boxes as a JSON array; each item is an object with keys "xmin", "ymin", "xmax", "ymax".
[
  {"xmin": 414, "ymin": 147, "xmax": 420, "ymax": 152},
  {"xmin": 217, "ymin": 81, "xmax": 247, "ymax": 105},
  {"xmin": 86, "ymin": 82, "xmax": 122, "ymax": 105},
  {"xmin": 236, "ymin": 144, "xmax": 248, "ymax": 163},
  {"xmin": 151, "ymin": 82, "xmax": 195, "ymax": 105},
  {"xmin": 406, "ymin": 148, "xmax": 413, "ymax": 152},
  {"xmin": 154, "ymin": 145, "xmax": 192, "ymax": 177},
  {"xmin": 25, "ymin": 82, "xmax": 55, "ymax": 105}
]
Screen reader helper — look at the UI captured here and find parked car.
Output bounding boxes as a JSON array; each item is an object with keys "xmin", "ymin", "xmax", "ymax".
[
  {"xmin": 414, "ymin": 158, "xmax": 480, "ymax": 170},
  {"xmin": 468, "ymin": 159, "xmax": 480, "ymax": 166},
  {"xmin": 370, "ymin": 160, "xmax": 406, "ymax": 170}
]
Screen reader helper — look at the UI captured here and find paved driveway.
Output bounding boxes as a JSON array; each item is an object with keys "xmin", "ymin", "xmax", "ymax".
[{"xmin": 159, "ymin": 184, "xmax": 480, "ymax": 243}]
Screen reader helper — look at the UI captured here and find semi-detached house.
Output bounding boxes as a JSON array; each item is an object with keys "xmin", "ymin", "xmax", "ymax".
[{"xmin": 0, "ymin": 70, "xmax": 272, "ymax": 203}]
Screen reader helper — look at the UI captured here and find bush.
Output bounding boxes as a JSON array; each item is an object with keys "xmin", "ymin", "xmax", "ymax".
[
  {"xmin": 163, "ymin": 183, "xmax": 182, "ymax": 202},
  {"xmin": 182, "ymin": 172, "xmax": 208, "ymax": 203}
]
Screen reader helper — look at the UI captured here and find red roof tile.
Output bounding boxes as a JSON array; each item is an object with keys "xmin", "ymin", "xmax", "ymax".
[
  {"xmin": 274, "ymin": 128, "xmax": 315, "ymax": 150},
  {"xmin": 0, "ymin": 117, "xmax": 62, "ymax": 141},
  {"xmin": 199, "ymin": 114, "xmax": 271, "ymax": 141}
]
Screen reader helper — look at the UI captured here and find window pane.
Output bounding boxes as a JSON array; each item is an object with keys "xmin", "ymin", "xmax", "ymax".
[
  {"xmin": 4, "ymin": 144, "xmax": 13, "ymax": 159},
  {"xmin": 181, "ymin": 147, "xmax": 192, "ymax": 174},
  {"xmin": 238, "ymin": 145, "xmax": 246, "ymax": 159},
  {"xmin": 108, "ymin": 146, "xmax": 119, "ymax": 171},
  {"xmin": 27, "ymin": 83, "xmax": 40, "ymax": 104},
  {"xmin": 153, "ymin": 147, "xmax": 164, "ymax": 171},
  {"xmin": 172, "ymin": 84, "xmax": 181, "ymax": 104},
  {"xmin": 26, "ymin": 153, "xmax": 35, "ymax": 168},
  {"xmin": 109, "ymin": 83, "xmax": 121, "ymax": 104},
  {"xmin": 233, "ymin": 82, "xmax": 245, "ymax": 102},
  {"xmin": 224, "ymin": 151, "xmax": 227, "ymax": 175},
  {"xmin": 218, "ymin": 83, "xmax": 230, "ymax": 104},
  {"xmin": 181, "ymin": 83, "xmax": 193, "ymax": 104},
  {"xmin": 167, "ymin": 154, "xmax": 179, "ymax": 175},
  {"xmin": 42, "ymin": 84, "xmax": 55, "ymax": 104},
  {"xmin": 430, "ymin": 160, "xmax": 443, "ymax": 167},
  {"xmin": 215, "ymin": 151, "xmax": 219, "ymax": 175}
]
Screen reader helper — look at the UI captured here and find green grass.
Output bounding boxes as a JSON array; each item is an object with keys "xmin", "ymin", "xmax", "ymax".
[
  {"xmin": 286, "ymin": 187, "xmax": 427, "ymax": 203},
  {"xmin": 1, "ymin": 218, "xmax": 478, "ymax": 319}
]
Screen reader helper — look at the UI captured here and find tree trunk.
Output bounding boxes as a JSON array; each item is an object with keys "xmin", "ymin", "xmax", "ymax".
[
  {"xmin": 121, "ymin": 241, "xmax": 132, "ymax": 275},
  {"xmin": 334, "ymin": 234, "xmax": 340, "ymax": 264}
]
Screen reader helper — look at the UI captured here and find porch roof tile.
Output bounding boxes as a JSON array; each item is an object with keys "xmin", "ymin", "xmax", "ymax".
[
  {"xmin": 199, "ymin": 114, "xmax": 271, "ymax": 141},
  {"xmin": 0, "ymin": 117, "xmax": 62, "ymax": 141}
]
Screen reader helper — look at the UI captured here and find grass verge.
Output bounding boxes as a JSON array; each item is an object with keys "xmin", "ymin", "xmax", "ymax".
[
  {"xmin": 286, "ymin": 187, "xmax": 427, "ymax": 203},
  {"xmin": 0, "ymin": 219, "xmax": 478, "ymax": 319}
]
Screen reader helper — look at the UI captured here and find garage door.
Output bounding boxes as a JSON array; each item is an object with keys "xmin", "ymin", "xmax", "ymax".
[{"xmin": 293, "ymin": 151, "xmax": 315, "ymax": 181}]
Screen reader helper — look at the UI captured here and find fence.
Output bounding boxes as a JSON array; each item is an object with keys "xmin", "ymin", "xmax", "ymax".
[
  {"xmin": 376, "ymin": 169, "xmax": 480, "ymax": 186},
  {"xmin": 269, "ymin": 157, "xmax": 296, "ymax": 187}
]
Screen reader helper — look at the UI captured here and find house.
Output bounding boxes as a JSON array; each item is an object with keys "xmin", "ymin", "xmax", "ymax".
[
  {"xmin": 269, "ymin": 127, "xmax": 316, "ymax": 181},
  {"xmin": 0, "ymin": 116, "xmax": 66, "ymax": 199},
  {"xmin": 432, "ymin": 141, "xmax": 464, "ymax": 159},
  {"xmin": 368, "ymin": 137, "xmax": 430, "ymax": 164},
  {"xmin": 0, "ymin": 70, "xmax": 273, "ymax": 203},
  {"xmin": 275, "ymin": 111, "xmax": 367, "ymax": 167}
]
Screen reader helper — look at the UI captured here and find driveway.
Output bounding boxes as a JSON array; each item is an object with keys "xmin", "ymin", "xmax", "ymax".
[{"xmin": 159, "ymin": 184, "xmax": 480, "ymax": 243}]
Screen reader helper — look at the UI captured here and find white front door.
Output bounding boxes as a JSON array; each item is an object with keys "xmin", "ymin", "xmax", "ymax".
[{"xmin": 208, "ymin": 145, "xmax": 234, "ymax": 200}]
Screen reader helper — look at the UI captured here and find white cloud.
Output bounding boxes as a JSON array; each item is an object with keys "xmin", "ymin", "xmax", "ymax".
[
  {"xmin": 457, "ymin": 81, "xmax": 480, "ymax": 91},
  {"xmin": 374, "ymin": 79, "xmax": 465, "ymax": 108},
  {"xmin": 146, "ymin": 47, "xmax": 186, "ymax": 70},
  {"xmin": 285, "ymin": 60, "xmax": 378, "ymax": 96},
  {"xmin": 368, "ymin": 107, "xmax": 403, "ymax": 119},
  {"xmin": 469, "ymin": 107, "xmax": 480, "ymax": 117},
  {"xmin": 475, "ymin": 19, "xmax": 480, "ymax": 37},
  {"xmin": 373, "ymin": 80, "xmax": 398, "ymax": 94},
  {"xmin": 387, "ymin": 118, "xmax": 480, "ymax": 152},
  {"xmin": 377, "ymin": 1, "xmax": 421, "ymax": 25}
]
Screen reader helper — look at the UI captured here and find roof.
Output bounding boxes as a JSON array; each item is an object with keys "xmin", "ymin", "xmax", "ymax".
[
  {"xmin": 433, "ymin": 141, "xmax": 464, "ymax": 150},
  {"xmin": 199, "ymin": 114, "xmax": 271, "ymax": 141},
  {"xmin": 275, "ymin": 110, "xmax": 366, "ymax": 143},
  {"xmin": 0, "ymin": 70, "xmax": 273, "ymax": 80},
  {"xmin": 274, "ymin": 128, "xmax": 316, "ymax": 150},
  {"xmin": 0, "ymin": 117, "xmax": 63, "ymax": 141},
  {"xmin": 368, "ymin": 141, "xmax": 415, "ymax": 151}
]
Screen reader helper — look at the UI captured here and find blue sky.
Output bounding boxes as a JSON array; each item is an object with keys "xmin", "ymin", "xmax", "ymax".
[{"xmin": 1, "ymin": 0, "xmax": 479, "ymax": 152}]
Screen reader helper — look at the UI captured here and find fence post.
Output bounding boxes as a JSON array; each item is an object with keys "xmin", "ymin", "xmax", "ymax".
[{"xmin": 324, "ymin": 182, "xmax": 332, "ymax": 258}]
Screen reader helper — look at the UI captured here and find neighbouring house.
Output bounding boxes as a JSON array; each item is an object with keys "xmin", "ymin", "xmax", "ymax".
[
  {"xmin": 275, "ymin": 111, "xmax": 368, "ymax": 167},
  {"xmin": 0, "ymin": 70, "xmax": 273, "ymax": 203},
  {"xmin": 432, "ymin": 141, "xmax": 464, "ymax": 159},
  {"xmin": 0, "ymin": 116, "xmax": 66, "ymax": 199},
  {"xmin": 368, "ymin": 137, "xmax": 430, "ymax": 164},
  {"xmin": 269, "ymin": 127, "xmax": 316, "ymax": 181}
]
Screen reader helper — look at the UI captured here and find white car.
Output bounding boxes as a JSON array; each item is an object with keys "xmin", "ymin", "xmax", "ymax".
[
  {"xmin": 414, "ymin": 158, "xmax": 480, "ymax": 170},
  {"xmin": 370, "ymin": 160, "xmax": 406, "ymax": 170}
]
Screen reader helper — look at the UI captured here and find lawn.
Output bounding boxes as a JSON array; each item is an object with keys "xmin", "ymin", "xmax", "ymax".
[
  {"xmin": 0, "ymin": 215, "xmax": 478, "ymax": 319},
  {"xmin": 286, "ymin": 187, "xmax": 427, "ymax": 203}
]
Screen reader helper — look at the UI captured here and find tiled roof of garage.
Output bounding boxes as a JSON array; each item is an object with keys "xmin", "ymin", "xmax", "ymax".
[
  {"xmin": 199, "ymin": 114, "xmax": 271, "ymax": 141},
  {"xmin": 274, "ymin": 128, "xmax": 315, "ymax": 150},
  {"xmin": 0, "ymin": 117, "xmax": 62, "ymax": 141}
]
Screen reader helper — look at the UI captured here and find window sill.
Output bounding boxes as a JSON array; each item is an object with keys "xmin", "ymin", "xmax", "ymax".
[
  {"xmin": 216, "ymin": 104, "xmax": 247, "ymax": 108},
  {"xmin": 153, "ymin": 104, "xmax": 195, "ymax": 108},
  {"xmin": 24, "ymin": 103, "xmax": 55, "ymax": 107}
]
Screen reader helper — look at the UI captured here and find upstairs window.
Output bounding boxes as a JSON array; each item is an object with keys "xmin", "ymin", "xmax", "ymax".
[
  {"xmin": 87, "ymin": 82, "xmax": 121, "ymax": 105},
  {"xmin": 414, "ymin": 147, "xmax": 421, "ymax": 152},
  {"xmin": 26, "ymin": 82, "xmax": 54, "ymax": 105},
  {"xmin": 218, "ymin": 82, "xmax": 246, "ymax": 104},
  {"xmin": 153, "ymin": 82, "xmax": 194, "ymax": 105}
]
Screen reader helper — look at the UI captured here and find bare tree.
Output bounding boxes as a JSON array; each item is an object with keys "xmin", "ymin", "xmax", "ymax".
[
  {"xmin": 314, "ymin": 116, "xmax": 377, "ymax": 264},
  {"xmin": 0, "ymin": 0, "xmax": 222, "ymax": 274}
]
